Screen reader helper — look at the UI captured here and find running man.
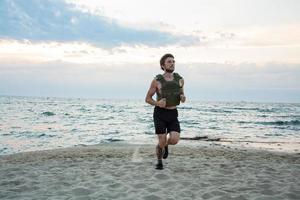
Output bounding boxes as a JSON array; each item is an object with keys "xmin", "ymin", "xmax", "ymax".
[{"xmin": 145, "ymin": 53, "xmax": 186, "ymax": 170}]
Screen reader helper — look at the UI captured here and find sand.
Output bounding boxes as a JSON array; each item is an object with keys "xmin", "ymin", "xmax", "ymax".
[{"xmin": 0, "ymin": 143, "xmax": 299, "ymax": 200}]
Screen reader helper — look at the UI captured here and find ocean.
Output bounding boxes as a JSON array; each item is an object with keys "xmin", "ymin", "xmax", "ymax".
[{"xmin": 0, "ymin": 96, "xmax": 299, "ymax": 155}]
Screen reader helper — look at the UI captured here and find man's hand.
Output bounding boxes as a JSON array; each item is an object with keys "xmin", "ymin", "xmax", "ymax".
[
  {"xmin": 157, "ymin": 98, "xmax": 166, "ymax": 108},
  {"xmin": 180, "ymin": 94, "xmax": 186, "ymax": 103}
]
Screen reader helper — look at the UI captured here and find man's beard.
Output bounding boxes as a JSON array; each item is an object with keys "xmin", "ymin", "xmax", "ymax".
[{"xmin": 166, "ymin": 69, "xmax": 174, "ymax": 73}]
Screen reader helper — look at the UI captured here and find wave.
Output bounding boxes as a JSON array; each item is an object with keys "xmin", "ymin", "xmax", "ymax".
[
  {"xmin": 209, "ymin": 109, "xmax": 233, "ymax": 113},
  {"xmin": 178, "ymin": 106, "xmax": 193, "ymax": 110},
  {"xmin": 257, "ymin": 120, "xmax": 300, "ymax": 126},
  {"xmin": 196, "ymin": 108, "xmax": 233, "ymax": 113},
  {"xmin": 239, "ymin": 120, "xmax": 300, "ymax": 126},
  {"xmin": 180, "ymin": 120, "xmax": 200, "ymax": 125},
  {"xmin": 78, "ymin": 107, "xmax": 91, "ymax": 112},
  {"xmin": 42, "ymin": 111, "xmax": 55, "ymax": 116},
  {"xmin": 232, "ymin": 107, "xmax": 277, "ymax": 112},
  {"xmin": 38, "ymin": 133, "xmax": 55, "ymax": 138}
]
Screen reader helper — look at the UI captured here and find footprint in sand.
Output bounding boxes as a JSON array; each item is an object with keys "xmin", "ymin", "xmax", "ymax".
[
  {"xmin": 108, "ymin": 182, "xmax": 122, "ymax": 189},
  {"xmin": 71, "ymin": 187, "xmax": 94, "ymax": 196},
  {"xmin": 143, "ymin": 194, "xmax": 162, "ymax": 200},
  {"xmin": 131, "ymin": 146, "xmax": 143, "ymax": 163},
  {"xmin": 132, "ymin": 182, "xmax": 147, "ymax": 189},
  {"xmin": 154, "ymin": 173, "xmax": 170, "ymax": 180}
]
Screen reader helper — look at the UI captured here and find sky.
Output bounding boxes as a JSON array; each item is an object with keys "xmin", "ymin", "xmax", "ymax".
[{"xmin": 0, "ymin": 0, "xmax": 300, "ymax": 102}]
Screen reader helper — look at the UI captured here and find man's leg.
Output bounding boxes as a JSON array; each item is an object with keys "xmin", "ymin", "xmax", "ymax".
[
  {"xmin": 163, "ymin": 131, "xmax": 180, "ymax": 159},
  {"xmin": 156, "ymin": 133, "xmax": 167, "ymax": 169},
  {"xmin": 167, "ymin": 131, "xmax": 180, "ymax": 145}
]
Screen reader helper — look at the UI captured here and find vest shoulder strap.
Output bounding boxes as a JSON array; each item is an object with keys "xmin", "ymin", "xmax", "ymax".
[
  {"xmin": 173, "ymin": 73, "xmax": 182, "ymax": 81},
  {"xmin": 155, "ymin": 73, "xmax": 183, "ymax": 83},
  {"xmin": 155, "ymin": 74, "xmax": 165, "ymax": 83}
]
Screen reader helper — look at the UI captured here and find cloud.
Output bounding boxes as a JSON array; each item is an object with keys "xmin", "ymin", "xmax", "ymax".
[
  {"xmin": 236, "ymin": 24, "xmax": 300, "ymax": 47},
  {"xmin": 180, "ymin": 62, "xmax": 300, "ymax": 92},
  {"xmin": 0, "ymin": 0, "xmax": 200, "ymax": 48}
]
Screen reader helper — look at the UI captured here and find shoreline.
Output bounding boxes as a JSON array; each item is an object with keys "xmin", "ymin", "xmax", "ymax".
[
  {"xmin": 1, "ymin": 142, "xmax": 299, "ymax": 164},
  {"xmin": 1, "ymin": 142, "xmax": 299, "ymax": 165},
  {"xmin": 1, "ymin": 137, "xmax": 300, "ymax": 157},
  {"xmin": 0, "ymin": 138, "xmax": 300, "ymax": 157}
]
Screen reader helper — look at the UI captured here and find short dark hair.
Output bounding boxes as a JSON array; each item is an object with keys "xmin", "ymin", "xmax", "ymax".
[{"xmin": 160, "ymin": 53, "xmax": 174, "ymax": 70}]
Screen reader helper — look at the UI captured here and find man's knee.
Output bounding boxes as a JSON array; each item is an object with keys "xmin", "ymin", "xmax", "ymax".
[
  {"xmin": 168, "ymin": 133, "xmax": 180, "ymax": 145},
  {"xmin": 169, "ymin": 138, "xmax": 179, "ymax": 145}
]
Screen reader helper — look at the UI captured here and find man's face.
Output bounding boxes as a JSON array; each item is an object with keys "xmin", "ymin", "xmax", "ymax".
[{"xmin": 163, "ymin": 57, "xmax": 175, "ymax": 73}]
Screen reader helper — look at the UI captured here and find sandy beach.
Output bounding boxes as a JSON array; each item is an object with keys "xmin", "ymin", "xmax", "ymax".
[{"xmin": 0, "ymin": 143, "xmax": 299, "ymax": 200}]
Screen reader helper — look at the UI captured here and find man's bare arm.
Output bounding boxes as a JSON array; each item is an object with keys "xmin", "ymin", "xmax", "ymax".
[
  {"xmin": 179, "ymin": 79, "xmax": 186, "ymax": 103},
  {"xmin": 145, "ymin": 79, "xmax": 159, "ymax": 106}
]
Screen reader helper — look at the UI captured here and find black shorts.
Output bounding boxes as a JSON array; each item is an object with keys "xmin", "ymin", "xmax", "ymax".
[{"xmin": 153, "ymin": 106, "xmax": 181, "ymax": 134}]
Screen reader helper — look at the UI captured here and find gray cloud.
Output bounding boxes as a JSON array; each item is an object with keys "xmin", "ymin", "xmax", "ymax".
[{"xmin": 0, "ymin": 0, "xmax": 200, "ymax": 48}]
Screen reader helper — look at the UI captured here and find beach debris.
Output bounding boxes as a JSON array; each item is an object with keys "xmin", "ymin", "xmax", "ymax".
[
  {"xmin": 181, "ymin": 136, "xmax": 221, "ymax": 141},
  {"xmin": 104, "ymin": 138, "xmax": 124, "ymax": 142}
]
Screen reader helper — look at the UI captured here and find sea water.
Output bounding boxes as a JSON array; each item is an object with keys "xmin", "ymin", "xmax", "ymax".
[{"xmin": 0, "ymin": 96, "xmax": 299, "ymax": 155}]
